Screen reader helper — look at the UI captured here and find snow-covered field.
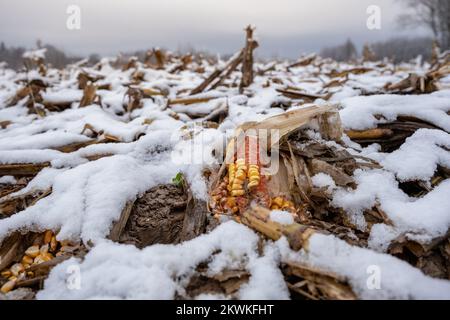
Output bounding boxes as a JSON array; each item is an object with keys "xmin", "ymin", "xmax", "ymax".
[{"xmin": 0, "ymin": 50, "xmax": 449, "ymax": 299}]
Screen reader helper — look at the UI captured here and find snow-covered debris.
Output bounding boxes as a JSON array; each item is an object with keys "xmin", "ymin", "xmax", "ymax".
[
  {"xmin": 22, "ymin": 48, "xmax": 47, "ymax": 61},
  {"xmin": 380, "ymin": 129, "xmax": 450, "ymax": 182},
  {"xmin": 277, "ymin": 234, "xmax": 450, "ymax": 299},
  {"xmin": 340, "ymin": 91, "xmax": 450, "ymax": 131},
  {"xmin": 270, "ymin": 210, "xmax": 294, "ymax": 225},
  {"xmin": 0, "ymin": 39, "xmax": 449, "ymax": 300},
  {"xmin": 38, "ymin": 222, "xmax": 289, "ymax": 300}
]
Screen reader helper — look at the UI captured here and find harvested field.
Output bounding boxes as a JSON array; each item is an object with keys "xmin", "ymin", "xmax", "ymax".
[{"xmin": 0, "ymin": 26, "xmax": 450, "ymax": 300}]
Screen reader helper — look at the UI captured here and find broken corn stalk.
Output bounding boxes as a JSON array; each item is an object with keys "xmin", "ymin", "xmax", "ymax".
[{"xmin": 240, "ymin": 206, "xmax": 318, "ymax": 251}]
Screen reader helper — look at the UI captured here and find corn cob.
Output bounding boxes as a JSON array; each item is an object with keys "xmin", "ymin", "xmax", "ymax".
[
  {"xmin": 246, "ymin": 135, "xmax": 260, "ymax": 189},
  {"xmin": 231, "ymin": 158, "xmax": 247, "ymax": 195},
  {"xmin": 227, "ymin": 163, "xmax": 236, "ymax": 191}
]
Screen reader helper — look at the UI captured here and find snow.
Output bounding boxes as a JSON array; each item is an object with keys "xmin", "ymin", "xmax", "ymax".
[
  {"xmin": 0, "ymin": 175, "xmax": 16, "ymax": 184},
  {"xmin": 42, "ymin": 89, "xmax": 83, "ymax": 105},
  {"xmin": 270, "ymin": 210, "xmax": 294, "ymax": 225},
  {"xmin": 340, "ymin": 91, "xmax": 450, "ymax": 131},
  {"xmin": 380, "ymin": 129, "xmax": 450, "ymax": 182},
  {"xmin": 276, "ymin": 234, "xmax": 450, "ymax": 299},
  {"xmin": 331, "ymin": 169, "xmax": 450, "ymax": 245},
  {"xmin": 0, "ymin": 51, "xmax": 449, "ymax": 300},
  {"xmin": 0, "ymin": 131, "xmax": 92, "ymax": 151},
  {"xmin": 311, "ymin": 173, "xmax": 336, "ymax": 192},
  {"xmin": 37, "ymin": 221, "xmax": 289, "ymax": 300},
  {"xmin": 22, "ymin": 48, "xmax": 47, "ymax": 60}
]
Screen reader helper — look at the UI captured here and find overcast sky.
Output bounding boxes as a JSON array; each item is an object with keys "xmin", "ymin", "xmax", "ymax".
[{"xmin": 0, "ymin": 0, "xmax": 426, "ymax": 58}]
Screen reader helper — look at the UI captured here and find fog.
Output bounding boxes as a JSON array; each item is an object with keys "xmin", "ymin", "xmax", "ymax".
[{"xmin": 0, "ymin": 0, "xmax": 427, "ymax": 58}]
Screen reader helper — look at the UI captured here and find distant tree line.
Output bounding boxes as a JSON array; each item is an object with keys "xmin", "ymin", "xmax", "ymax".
[
  {"xmin": 0, "ymin": 41, "xmax": 98, "ymax": 70},
  {"xmin": 320, "ymin": 39, "xmax": 358, "ymax": 62},
  {"xmin": 320, "ymin": 37, "xmax": 434, "ymax": 63}
]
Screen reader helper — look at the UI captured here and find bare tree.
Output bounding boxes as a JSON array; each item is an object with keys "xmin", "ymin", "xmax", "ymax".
[{"xmin": 398, "ymin": 0, "xmax": 450, "ymax": 49}]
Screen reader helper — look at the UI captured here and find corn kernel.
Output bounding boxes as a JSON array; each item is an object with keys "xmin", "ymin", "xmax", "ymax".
[
  {"xmin": 33, "ymin": 255, "xmax": 46, "ymax": 265},
  {"xmin": 232, "ymin": 183, "xmax": 244, "ymax": 191},
  {"xmin": 1, "ymin": 270, "xmax": 12, "ymax": 278},
  {"xmin": 25, "ymin": 245, "xmax": 40, "ymax": 258},
  {"xmin": 1, "ymin": 280, "xmax": 16, "ymax": 294},
  {"xmin": 21, "ymin": 255, "xmax": 34, "ymax": 265},
  {"xmin": 272, "ymin": 197, "xmax": 284, "ymax": 207},
  {"xmin": 10, "ymin": 263, "xmax": 24, "ymax": 277},
  {"xmin": 247, "ymin": 181, "xmax": 259, "ymax": 189},
  {"xmin": 43, "ymin": 230, "xmax": 53, "ymax": 244},
  {"xmin": 226, "ymin": 197, "xmax": 236, "ymax": 208},
  {"xmin": 40, "ymin": 244, "xmax": 49, "ymax": 255},
  {"xmin": 231, "ymin": 190, "xmax": 245, "ymax": 197},
  {"xmin": 235, "ymin": 170, "xmax": 246, "ymax": 180}
]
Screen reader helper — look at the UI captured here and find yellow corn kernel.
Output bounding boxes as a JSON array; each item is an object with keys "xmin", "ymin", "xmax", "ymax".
[
  {"xmin": 272, "ymin": 197, "xmax": 284, "ymax": 207},
  {"xmin": 22, "ymin": 263, "xmax": 31, "ymax": 270},
  {"xmin": 33, "ymin": 255, "xmax": 46, "ymax": 265},
  {"xmin": 247, "ymin": 180, "xmax": 259, "ymax": 189},
  {"xmin": 1, "ymin": 280, "xmax": 16, "ymax": 294},
  {"xmin": 232, "ymin": 183, "xmax": 244, "ymax": 191},
  {"xmin": 232, "ymin": 178, "xmax": 244, "ymax": 186},
  {"xmin": 21, "ymin": 255, "xmax": 34, "ymax": 265},
  {"xmin": 10, "ymin": 263, "xmax": 24, "ymax": 277},
  {"xmin": 231, "ymin": 206, "xmax": 239, "ymax": 214},
  {"xmin": 271, "ymin": 205, "xmax": 280, "ymax": 210},
  {"xmin": 226, "ymin": 197, "xmax": 236, "ymax": 208},
  {"xmin": 40, "ymin": 244, "xmax": 49, "ymax": 255},
  {"xmin": 231, "ymin": 190, "xmax": 245, "ymax": 197},
  {"xmin": 228, "ymin": 166, "xmax": 235, "ymax": 182},
  {"xmin": 42, "ymin": 253, "xmax": 53, "ymax": 262},
  {"xmin": 1, "ymin": 270, "xmax": 12, "ymax": 278},
  {"xmin": 25, "ymin": 245, "xmax": 40, "ymax": 258},
  {"xmin": 236, "ymin": 159, "xmax": 245, "ymax": 166},
  {"xmin": 43, "ymin": 230, "xmax": 53, "ymax": 244},
  {"xmin": 235, "ymin": 170, "xmax": 246, "ymax": 180},
  {"xmin": 236, "ymin": 163, "xmax": 247, "ymax": 170},
  {"xmin": 27, "ymin": 271, "xmax": 34, "ymax": 277}
]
